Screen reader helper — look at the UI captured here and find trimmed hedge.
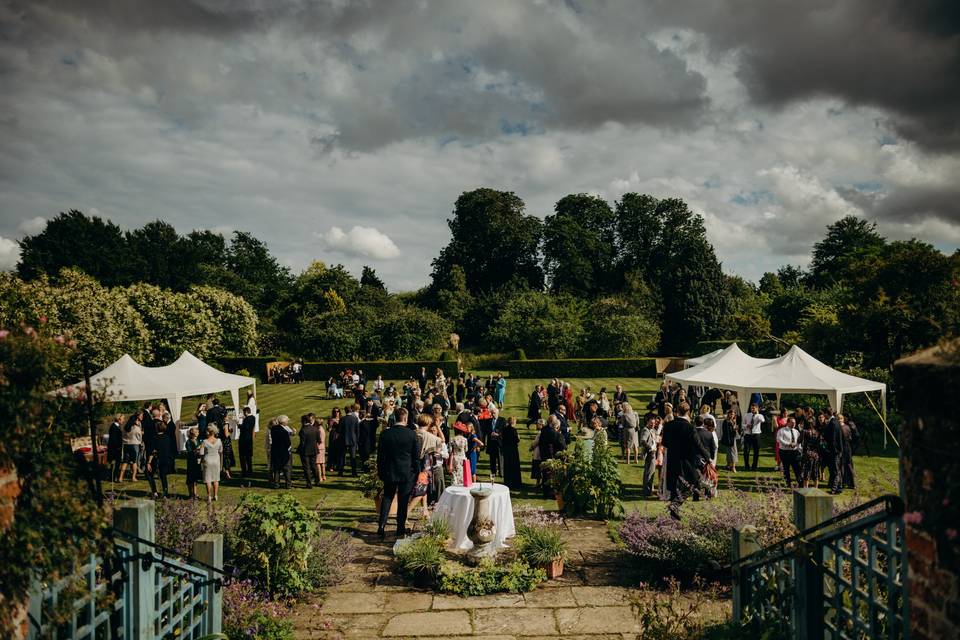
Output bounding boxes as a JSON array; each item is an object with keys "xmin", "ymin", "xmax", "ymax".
[
  {"xmin": 217, "ymin": 356, "xmax": 458, "ymax": 383},
  {"xmin": 693, "ymin": 339, "xmax": 787, "ymax": 359},
  {"xmin": 507, "ymin": 358, "xmax": 658, "ymax": 378}
]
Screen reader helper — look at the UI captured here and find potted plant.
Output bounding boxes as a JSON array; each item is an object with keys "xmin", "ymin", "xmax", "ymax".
[
  {"xmin": 359, "ymin": 458, "xmax": 396, "ymax": 516},
  {"xmin": 516, "ymin": 526, "xmax": 568, "ymax": 579},
  {"xmin": 395, "ymin": 536, "xmax": 444, "ymax": 588},
  {"xmin": 539, "ymin": 455, "xmax": 569, "ymax": 510}
]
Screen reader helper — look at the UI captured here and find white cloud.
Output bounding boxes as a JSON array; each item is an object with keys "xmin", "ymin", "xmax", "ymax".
[
  {"xmin": 315, "ymin": 225, "xmax": 401, "ymax": 260},
  {"xmin": 0, "ymin": 237, "xmax": 20, "ymax": 271},
  {"xmin": 18, "ymin": 216, "xmax": 46, "ymax": 235}
]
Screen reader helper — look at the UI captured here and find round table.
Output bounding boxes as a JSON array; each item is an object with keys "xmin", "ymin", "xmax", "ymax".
[{"xmin": 433, "ymin": 483, "xmax": 515, "ymax": 551}]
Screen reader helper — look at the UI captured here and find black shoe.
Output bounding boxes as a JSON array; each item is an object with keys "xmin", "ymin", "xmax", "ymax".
[{"xmin": 377, "ymin": 528, "xmax": 386, "ymax": 541}]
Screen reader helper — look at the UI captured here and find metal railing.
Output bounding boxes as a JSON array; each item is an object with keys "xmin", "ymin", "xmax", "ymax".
[
  {"xmin": 731, "ymin": 491, "xmax": 908, "ymax": 640},
  {"xmin": 29, "ymin": 499, "xmax": 223, "ymax": 640}
]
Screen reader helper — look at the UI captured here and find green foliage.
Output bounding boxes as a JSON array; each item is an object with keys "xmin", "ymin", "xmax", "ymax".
[
  {"xmin": 557, "ymin": 431, "xmax": 623, "ymax": 519},
  {"xmin": 507, "ymin": 357, "xmax": 658, "ymax": 378},
  {"xmin": 124, "ymin": 283, "xmax": 223, "ymax": 363},
  {"xmin": 632, "ymin": 578, "xmax": 750, "ymax": 640},
  {"xmin": 429, "ymin": 188, "xmax": 544, "ymax": 297},
  {"xmin": 17, "ymin": 210, "xmax": 128, "ymax": 285},
  {"xmin": 486, "ymin": 290, "xmax": 586, "ymax": 358},
  {"xmin": 217, "ymin": 357, "xmax": 458, "ymax": 383},
  {"xmin": 809, "ymin": 215, "xmax": 886, "ymax": 289},
  {"xmin": 394, "ymin": 536, "xmax": 445, "ymax": 581},
  {"xmin": 190, "ymin": 285, "xmax": 259, "ymax": 355},
  {"xmin": 582, "ymin": 297, "xmax": 660, "ymax": 357},
  {"xmin": 437, "ymin": 559, "xmax": 546, "ymax": 596},
  {"xmin": 0, "ymin": 325, "xmax": 111, "ymax": 637},
  {"xmin": 514, "ymin": 526, "xmax": 568, "ymax": 565},
  {"xmin": 222, "ymin": 580, "xmax": 295, "ymax": 640},
  {"xmin": 543, "ymin": 193, "xmax": 617, "ymax": 296},
  {"xmin": 231, "ymin": 493, "xmax": 349, "ymax": 597}
]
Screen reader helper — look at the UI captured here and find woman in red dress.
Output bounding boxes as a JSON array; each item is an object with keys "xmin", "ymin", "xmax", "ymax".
[{"xmin": 562, "ymin": 382, "xmax": 576, "ymax": 425}]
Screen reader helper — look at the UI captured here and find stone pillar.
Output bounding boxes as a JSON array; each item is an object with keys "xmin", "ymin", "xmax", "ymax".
[
  {"xmin": 192, "ymin": 534, "xmax": 224, "ymax": 635},
  {"xmin": 895, "ymin": 345, "xmax": 960, "ymax": 640},
  {"xmin": 731, "ymin": 525, "xmax": 760, "ymax": 623}
]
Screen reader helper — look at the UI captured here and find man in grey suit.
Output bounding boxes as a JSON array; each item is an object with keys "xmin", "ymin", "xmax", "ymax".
[
  {"xmin": 339, "ymin": 404, "xmax": 360, "ymax": 477},
  {"xmin": 298, "ymin": 413, "xmax": 321, "ymax": 488}
]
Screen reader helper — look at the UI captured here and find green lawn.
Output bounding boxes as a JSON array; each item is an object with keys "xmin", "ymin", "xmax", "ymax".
[{"xmin": 106, "ymin": 377, "xmax": 901, "ymax": 529}]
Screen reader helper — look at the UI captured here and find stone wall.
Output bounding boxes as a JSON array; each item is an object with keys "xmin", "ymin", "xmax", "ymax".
[{"xmin": 894, "ymin": 344, "xmax": 960, "ymax": 640}]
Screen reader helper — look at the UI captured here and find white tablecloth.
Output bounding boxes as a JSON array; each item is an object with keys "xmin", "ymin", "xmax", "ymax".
[{"xmin": 433, "ymin": 483, "xmax": 515, "ymax": 551}]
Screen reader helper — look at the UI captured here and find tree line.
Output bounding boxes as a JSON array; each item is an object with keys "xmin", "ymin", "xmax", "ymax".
[{"xmin": 9, "ymin": 191, "xmax": 960, "ymax": 370}]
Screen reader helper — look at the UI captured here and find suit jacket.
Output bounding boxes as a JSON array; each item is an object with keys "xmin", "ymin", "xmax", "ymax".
[
  {"xmin": 208, "ymin": 405, "xmax": 227, "ymax": 427},
  {"xmin": 377, "ymin": 425, "xmax": 419, "ymax": 483},
  {"xmin": 239, "ymin": 415, "xmax": 256, "ymax": 441},
  {"xmin": 340, "ymin": 412, "xmax": 360, "ymax": 448},
  {"xmin": 662, "ymin": 417, "xmax": 710, "ymax": 488},
  {"xmin": 538, "ymin": 427, "xmax": 566, "ymax": 461},
  {"xmin": 822, "ymin": 417, "xmax": 843, "ymax": 454},
  {"xmin": 299, "ymin": 423, "xmax": 320, "ymax": 457}
]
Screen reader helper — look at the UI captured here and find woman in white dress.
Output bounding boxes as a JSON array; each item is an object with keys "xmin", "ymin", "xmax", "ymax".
[{"xmin": 198, "ymin": 426, "xmax": 223, "ymax": 503}]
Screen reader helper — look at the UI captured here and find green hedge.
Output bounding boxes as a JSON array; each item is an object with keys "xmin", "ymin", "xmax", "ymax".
[
  {"xmin": 692, "ymin": 340, "xmax": 787, "ymax": 359},
  {"xmin": 507, "ymin": 358, "xmax": 658, "ymax": 378},
  {"xmin": 217, "ymin": 356, "xmax": 459, "ymax": 383}
]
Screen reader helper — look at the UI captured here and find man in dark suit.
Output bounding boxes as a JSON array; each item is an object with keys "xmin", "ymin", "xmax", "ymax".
[
  {"xmin": 299, "ymin": 414, "xmax": 321, "ymax": 488},
  {"xmin": 547, "ymin": 379, "xmax": 560, "ymax": 413},
  {"xmin": 820, "ymin": 407, "xmax": 844, "ymax": 494},
  {"xmin": 551, "ymin": 405, "xmax": 571, "ymax": 444},
  {"xmin": 662, "ymin": 402, "xmax": 711, "ymax": 520},
  {"xmin": 208, "ymin": 398, "xmax": 227, "ymax": 431},
  {"xmin": 377, "ymin": 407, "xmax": 420, "ymax": 540},
  {"xmin": 238, "ymin": 406, "xmax": 256, "ymax": 478},
  {"xmin": 339, "ymin": 404, "xmax": 360, "ymax": 477}
]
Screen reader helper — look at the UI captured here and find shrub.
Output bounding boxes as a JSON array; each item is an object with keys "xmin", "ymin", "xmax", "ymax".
[
  {"xmin": 394, "ymin": 536, "xmax": 444, "ymax": 583},
  {"xmin": 151, "ymin": 497, "xmax": 240, "ymax": 557},
  {"xmin": 508, "ymin": 357, "xmax": 657, "ymax": 378},
  {"xmin": 222, "ymin": 580, "xmax": 295, "ymax": 640},
  {"xmin": 631, "ymin": 577, "xmax": 739, "ymax": 640},
  {"xmin": 556, "ymin": 431, "xmax": 623, "ymax": 519},
  {"xmin": 619, "ymin": 487, "xmax": 796, "ymax": 582},
  {"xmin": 232, "ymin": 493, "xmax": 351, "ymax": 596},
  {"xmin": 438, "ymin": 559, "xmax": 546, "ymax": 596}
]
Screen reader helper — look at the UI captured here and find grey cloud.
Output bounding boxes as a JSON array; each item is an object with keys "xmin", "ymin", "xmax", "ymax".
[
  {"xmin": 647, "ymin": 0, "xmax": 960, "ymax": 150},
  {"xmin": 871, "ymin": 184, "xmax": 960, "ymax": 224}
]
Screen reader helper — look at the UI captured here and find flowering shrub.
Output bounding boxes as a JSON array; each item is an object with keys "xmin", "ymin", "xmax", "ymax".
[
  {"xmin": 152, "ymin": 497, "xmax": 240, "ymax": 557},
  {"xmin": 619, "ymin": 487, "xmax": 796, "ymax": 582},
  {"xmin": 222, "ymin": 580, "xmax": 294, "ymax": 640},
  {"xmin": 513, "ymin": 505, "xmax": 565, "ymax": 533}
]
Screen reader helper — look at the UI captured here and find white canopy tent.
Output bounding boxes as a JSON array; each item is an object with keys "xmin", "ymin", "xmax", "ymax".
[
  {"xmin": 683, "ymin": 348, "xmax": 725, "ymax": 369},
  {"xmin": 666, "ymin": 344, "xmax": 893, "ymax": 446},
  {"xmin": 61, "ymin": 351, "xmax": 256, "ymax": 423}
]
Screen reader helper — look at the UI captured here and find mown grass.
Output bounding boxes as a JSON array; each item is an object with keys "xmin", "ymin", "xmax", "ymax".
[{"xmin": 106, "ymin": 377, "xmax": 900, "ymax": 529}]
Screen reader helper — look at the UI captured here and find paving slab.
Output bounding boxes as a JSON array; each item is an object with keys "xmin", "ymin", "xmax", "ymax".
[
  {"xmin": 381, "ymin": 610, "xmax": 472, "ymax": 637},
  {"xmin": 522, "ymin": 587, "xmax": 575, "ymax": 608},
  {"xmin": 555, "ymin": 605, "xmax": 640, "ymax": 635},
  {"xmin": 432, "ymin": 593, "xmax": 525, "ymax": 610},
  {"xmin": 474, "ymin": 607, "xmax": 557, "ymax": 636},
  {"xmin": 321, "ymin": 591, "xmax": 389, "ymax": 614},
  {"xmin": 384, "ymin": 592, "xmax": 434, "ymax": 613},
  {"xmin": 571, "ymin": 586, "xmax": 632, "ymax": 607}
]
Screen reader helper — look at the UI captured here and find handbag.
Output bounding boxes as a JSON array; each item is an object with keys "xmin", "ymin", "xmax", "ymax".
[
  {"xmin": 703, "ymin": 462, "xmax": 718, "ymax": 483},
  {"xmin": 412, "ymin": 471, "xmax": 429, "ymax": 497}
]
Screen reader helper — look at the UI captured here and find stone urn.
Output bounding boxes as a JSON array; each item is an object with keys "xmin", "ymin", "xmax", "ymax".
[{"xmin": 466, "ymin": 487, "xmax": 497, "ymax": 563}]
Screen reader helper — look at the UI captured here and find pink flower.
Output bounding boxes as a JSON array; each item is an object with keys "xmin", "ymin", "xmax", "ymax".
[
  {"xmin": 0, "ymin": 330, "xmax": 8, "ymax": 340},
  {"xmin": 24, "ymin": 326, "xmax": 35, "ymax": 336},
  {"xmin": 39, "ymin": 315, "xmax": 47, "ymax": 324},
  {"xmin": 947, "ymin": 528, "xmax": 958, "ymax": 541},
  {"xmin": 67, "ymin": 339, "xmax": 77, "ymax": 348},
  {"xmin": 54, "ymin": 335, "xmax": 65, "ymax": 344},
  {"xmin": 943, "ymin": 498, "xmax": 951, "ymax": 507},
  {"xmin": 903, "ymin": 511, "xmax": 924, "ymax": 525}
]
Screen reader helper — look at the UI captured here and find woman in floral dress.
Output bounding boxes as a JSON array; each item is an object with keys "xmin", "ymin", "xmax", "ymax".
[{"xmin": 450, "ymin": 428, "xmax": 468, "ymax": 486}]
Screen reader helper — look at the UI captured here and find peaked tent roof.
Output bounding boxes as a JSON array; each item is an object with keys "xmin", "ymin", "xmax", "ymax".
[
  {"xmin": 60, "ymin": 353, "xmax": 171, "ymax": 402},
  {"xmin": 150, "ymin": 351, "xmax": 255, "ymax": 398},
  {"xmin": 666, "ymin": 343, "xmax": 774, "ymax": 392},
  {"xmin": 684, "ymin": 348, "xmax": 725, "ymax": 368}
]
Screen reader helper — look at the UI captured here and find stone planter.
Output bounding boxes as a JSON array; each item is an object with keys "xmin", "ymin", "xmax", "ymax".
[
  {"xmin": 466, "ymin": 487, "xmax": 497, "ymax": 563},
  {"xmin": 543, "ymin": 557, "xmax": 565, "ymax": 579}
]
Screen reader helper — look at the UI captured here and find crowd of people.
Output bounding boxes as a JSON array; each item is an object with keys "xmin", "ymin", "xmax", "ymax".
[{"xmin": 101, "ymin": 369, "xmax": 864, "ymax": 529}]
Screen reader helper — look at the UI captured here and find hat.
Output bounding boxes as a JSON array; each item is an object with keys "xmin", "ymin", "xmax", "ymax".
[{"xmin": 453, "ymin": 421, "xmax": 470, "ymax": 434}]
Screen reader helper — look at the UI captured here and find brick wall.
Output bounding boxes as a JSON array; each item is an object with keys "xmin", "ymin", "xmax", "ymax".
[
  {"xmin": 894, "ymin": 345, "xmax": 960, "ymax": 640},
  {"xmin": 0, "ymin": 466, "xmax": 27, "ymax": 639}
]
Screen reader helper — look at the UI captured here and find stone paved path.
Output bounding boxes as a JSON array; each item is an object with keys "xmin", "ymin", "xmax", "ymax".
[{"xmin": 291, "ymin": 516, "xmax": 725, "ymax": 639}]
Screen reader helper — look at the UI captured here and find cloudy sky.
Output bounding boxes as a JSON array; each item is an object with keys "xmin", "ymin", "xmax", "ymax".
[{"xmin": 1, "ymin": 0, "xmax": 958, "ymax": 290}]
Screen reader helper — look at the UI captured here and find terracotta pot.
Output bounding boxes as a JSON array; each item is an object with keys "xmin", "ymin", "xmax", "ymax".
[
  {"xmin": 543, "ymin": 558, "xmax": 564, "ymax": 579},
  {"xmin": 555, "ymin": 495, "xmax": 565, "ymax": 511},
  {"xmin": 373, "ymin": 494, "xmax": 398, "ymax": 516}
]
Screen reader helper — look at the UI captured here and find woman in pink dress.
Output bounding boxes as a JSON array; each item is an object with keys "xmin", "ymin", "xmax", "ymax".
[
  {"xmin": 316, "ymin": 417, "xmax": 327, "ymax": 482},
  {"xmin": 562, "ymin": 383, "xmax": 576, "ymax": 423}
]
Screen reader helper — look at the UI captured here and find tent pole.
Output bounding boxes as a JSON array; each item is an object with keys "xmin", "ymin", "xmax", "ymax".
[{"xmin": 865, "ymin": 391, "xmax": 898, "ymax": 448}]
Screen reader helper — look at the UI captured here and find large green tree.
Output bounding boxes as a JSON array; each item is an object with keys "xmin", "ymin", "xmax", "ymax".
[
  {"xmin": 485, "ymin": 290, "xmax": 586, "ymax": 358},
  {"xmin": 808, "ymin": 216, "xmax": 886, "ymax": 288},
  {"xmin": 17, "ymin": 210, "xmax": 128, "ymax": 285},
  {"xmin": 429, "ymin": 189, "xmax": 544, "ymax": 297},
  {"xmin": 542, "ymin": 194, "xmax": 617, "ymax": 295}
]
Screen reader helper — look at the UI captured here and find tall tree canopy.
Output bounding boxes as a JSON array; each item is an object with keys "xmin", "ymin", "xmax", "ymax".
[
  {"xmin": 18, "ymin": 210, "xmax": 127, "ymax": 285},
  {"xmin": 430, "ymin": 189, "xmax": 544, "ymax": 296},
  {"xmin": 542, "ymin": 193, "xmax": 617, "ymax": 295},
  {"xmin": 809, "ymin": 216, "xmax": 886, "ymax": 288}
]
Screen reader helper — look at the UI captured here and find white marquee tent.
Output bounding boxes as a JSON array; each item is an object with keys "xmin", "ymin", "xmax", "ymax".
[
  {"xmin": 683, "ymin": 348, "xmax": 725, "ymax": 368},
  {"xmin": 61, "ymin": 351, "xmax": 256, "ymax": 423},
  {"xmin": 666, "ymin": 343, "xmax": 893, "ymax": 445}
]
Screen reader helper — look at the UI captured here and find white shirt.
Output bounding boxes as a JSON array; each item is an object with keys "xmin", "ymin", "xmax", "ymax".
[
  {"xmin": 776, "ymin": 426, "xmax": 801, "ymax": 450},
  {"xmin": 743, "ymin": 412, "xmax": 765, "ymax": 435},
  {"xmin": 373, "ymin": 378, "xmax": 385, "ymax": 391}
]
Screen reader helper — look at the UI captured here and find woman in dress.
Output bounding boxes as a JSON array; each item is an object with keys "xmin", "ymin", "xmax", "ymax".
[
  {"xmin": 774, "ymin": 407, "xmax": 788, "ymax": 472},
  {"xmin": 658, "ymin": 404, "xmax": 672, "ymax": 501},
  {"xmin": 316, "ymin": 417, "xmax": 327, "ymax": 483},
  {"xmin": 185, "ymin": 426, "xmax": 202, "ymax": 499},
  {"xmin": 799, "ymin": 415, "xmax": 822, "ymax": 488},
  {"xmin": 198, "ymin": 426, "xmax": 223, "ymax": 502},
  {"xmin": 196, "ymin": 403, "xmax": 208, "ymax": 434},
  {"xmin": 467, "ymin": 422, "xmax": 483, "ymax": 484},
  {"xmin": 501, "ymin": 416, "xmax": 522, "ymax": 491},
  {"xmin": 107, "ymin": 413, "xmax": 124, "ymax": 482},
  {"xmin": 450, "ymin": 425, "xmax": 469, "ymax": 486},
  {"xmin": 219, "ymin": 412, "xmax": 236, "ymax": 480},
  {"xmin": 563, "ymin": 383, "xmax": 576, "ymax": 425},
  {"xmin": 619, "ymin": 402, "xmax": 640, "ymax": 464},
  {"xmin": 118, "ymin": 411, "xmax": 143, "ymax": 482},
  {"xmin": 327, "ymin": 407, "xmax": 344, "ymax": 474},
  {"xmin": 529, "ymin": 419, "xmax": 544, "ymax": 487}
]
